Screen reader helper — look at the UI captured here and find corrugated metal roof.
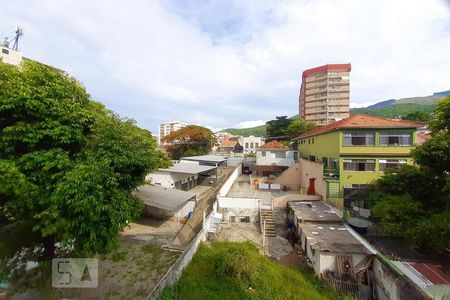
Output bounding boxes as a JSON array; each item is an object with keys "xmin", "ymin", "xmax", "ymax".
[
  {"xmin": 159, "ymin": 163, "xmax": 217, "ymax": 174},
  {"xmin": 133, "ymin": 185, "xmax": 195, "ymax": 211},
  {"xmin": 180, "ymin": 155, "xmax": 227, "ymax": 163}
]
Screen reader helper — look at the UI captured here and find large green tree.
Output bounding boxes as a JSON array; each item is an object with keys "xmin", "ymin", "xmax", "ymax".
[
  {"xmin": 162, "ymin": 125, "xmax": 215, "ymax": 159},
  {"xmin": 265, "ymin": 116, "xmax": 293, "ymax": 139},
  {"xmin": 0, "ymin": 61, "xmax": 166, "ymax": 283},
  {"xmin": 371, "ymin": 95, "xmax": 450, "ymax": 252},
  {"xmin": 285, "ymin": 120, "xmax": 317, "ymax": 138}
]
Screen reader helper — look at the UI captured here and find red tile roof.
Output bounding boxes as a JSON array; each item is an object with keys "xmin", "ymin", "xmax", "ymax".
[
  {"xmin": 257, "ymin": 140, "xmax": 289, "ymax": 150},
  {"xmin": 294, "ymin": 114, "xmax": 420, "ymax": 140},
  {"xmin": 417, "ymin": 133, "xmax": 432, "ymax": 140},
  {"xmin": 410, "ymin": 262, "xmax": 450, "ymax": 285},
  {"xmin": 219, "ymin": 140, "xmax": 239, "ymax": 148}
]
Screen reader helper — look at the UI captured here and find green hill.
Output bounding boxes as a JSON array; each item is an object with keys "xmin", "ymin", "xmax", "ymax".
[
  {"xmin": 223, "ymin": 115, "xmax": 298, "ymax": 137},
  {"xmin": 350, "ymin": 103, "xmax": 436, "ymax": 118}
]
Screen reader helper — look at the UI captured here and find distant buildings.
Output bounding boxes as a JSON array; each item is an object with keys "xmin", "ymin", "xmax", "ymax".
[
  {"xmin": 218, "ymin": 140, "xmax": 243, "ymax": 155},
  {"xmin": 299, "ymin": 64, "xmax": 351, "ymax": 126},
  {"xmin": 159, "ymin": 120, "xmax": 187, "ymax": 142},
  {"xmin": 239, "ymin": 135, "xmax": 265, "ymax": 154}
]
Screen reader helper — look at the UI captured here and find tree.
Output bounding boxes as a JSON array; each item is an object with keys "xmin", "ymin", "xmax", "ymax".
[
  {"xmin": 285, "ymin": 120, "xmax": 317, "ymax": 138},
  {"xmin": 265, "ymin": 116, "xmax": 293, "ymax": 139},
  {"xmin": 162, "ymin": 125, "xmax": 215, "ymax": 159},
  {"xmin": 371, "ymin": 95, "xmax": 450, "ymax": 252},
  {"xmin": 402, "ymin": 110, "xmax": 431, "ymax": 122},
  {"xmin": 0, "ymin": 61, "xmax": 166, "ymax": 285}
]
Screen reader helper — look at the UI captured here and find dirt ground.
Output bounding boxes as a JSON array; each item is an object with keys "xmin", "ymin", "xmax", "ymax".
[{"xmin": 62, "ymin": 236, "xmax": 179, "ymax": 300}]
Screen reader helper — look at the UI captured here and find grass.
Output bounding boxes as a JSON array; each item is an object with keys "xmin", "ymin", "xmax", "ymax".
[{"xmin": 158, "ymin": 241, "xmax": 352, "ymax": 300}]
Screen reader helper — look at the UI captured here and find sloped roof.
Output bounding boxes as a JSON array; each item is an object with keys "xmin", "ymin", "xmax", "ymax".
[
  {"xmin": 257, "ymin": 140, "xmax": 289, "ymax": 150},
  {"xmin": 133, "ymin": 185, "xmax": 195, "ymax": 212},
  {"xmin": 294, "ymin": 114, "xmax": 420, "ymax": 139},
  {"xmin": 158, "ymin": 162, "xmax": 216, "ymax": 174},
  {"xmin": 219, "ymin": 140, "xmax": 240, "ymax": 148}
]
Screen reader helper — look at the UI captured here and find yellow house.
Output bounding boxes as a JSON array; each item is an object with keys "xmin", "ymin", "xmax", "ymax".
[{"xmin": 294, "ymin": 115, "xmax": 420, "ymax": 209}]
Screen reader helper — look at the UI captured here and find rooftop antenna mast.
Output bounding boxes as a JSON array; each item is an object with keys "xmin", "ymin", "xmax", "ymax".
[{"xmin": 11, "ymin": 26, "xmax": 24, "ymax": 51}]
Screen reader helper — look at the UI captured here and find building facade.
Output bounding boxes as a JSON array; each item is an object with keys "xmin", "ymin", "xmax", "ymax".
[
  {"xmin": 299, "ymin": 64, "xmax": 351, "ymax": 126},
  {"xmin": 295, "ymin": 115, "xmax": 419, "ymax": 209},
  {"xmin": 239, "ymin": 135, "xmax": 265, "ymax": 154},
  {"xmin": 159, "ymin": 120, "xmax": 187, "ymax": 142}
]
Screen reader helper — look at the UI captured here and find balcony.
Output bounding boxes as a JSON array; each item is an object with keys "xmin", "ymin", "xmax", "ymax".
[{"xmin": 323, "ymin": 168, "xmax": 340, "ymax": 179}]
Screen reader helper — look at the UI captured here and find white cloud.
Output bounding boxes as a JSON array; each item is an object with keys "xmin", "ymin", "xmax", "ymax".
[
  {"xmin": 1, "ymin": 0, "xmax": 450, "ymax": 132},
  {"xmin": 232, "ymin": 120, "xmax": 266, "ymax": 128}
]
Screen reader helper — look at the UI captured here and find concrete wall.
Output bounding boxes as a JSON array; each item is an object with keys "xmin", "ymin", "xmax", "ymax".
[
  {"xmin": 148, "ymin": 209, "xmax": 214, "ymax": 299},
  {"xmin": 176, "ymin": 200, "xmax": 195, "ymax": 218},
  {"xmin": 256, "ymin": 150, "xmax": 296, "ymax": 167},
  {"xmin": 218, "ymin": 197, "xmax": 260, "ymax": 209},
  {"xmin": 272, "ymin": 194, "xmax": 321, "ymax": 208},
  {"xmin": 273, "ymin": 162, "xmax": 302, "ymax": 190},
  {"xmin": 318, "ymin": 253, "xmax": 367, "ymax": 274},
  {"xmin": 218, "ymin": 165, "xmax": 242, "ymax": 197},
  {"xmin": 299, "ymin": 158, "xmax": 327, "ymax": 198},
  {"xmin": 372, "ymin": 257, "xmax": 430, "ymax": 300}
]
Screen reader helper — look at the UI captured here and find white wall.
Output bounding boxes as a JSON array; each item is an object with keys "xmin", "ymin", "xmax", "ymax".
[
  {"xmin": 318, "ymin": 253, "xmax": 367, "ymax": 274},
  {"xmin": 256, "ymin": 150, "xmax": 296, "ymax": 166},
  {"xmin": 147, "ymin": 172, "xmax": 174, "ymax": 188},
  {"xmin": 218, "ymin": 164, "xmax": 242, "ymax": 197},
  {"xmin": 176, "ymin": 200, "xmax": 196, "ymax": 218},
  {"xmin": 239, "ymin": 136, "xmax": 265, "ymax": 154},
  {"xmin": 218, "ymin": 197, "xmax": 261, "ymax": 209}
]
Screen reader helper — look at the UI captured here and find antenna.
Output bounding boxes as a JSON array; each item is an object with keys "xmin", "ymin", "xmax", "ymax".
[{"xmin": 11, "ymin": 26, "xmax": 24, "ymax": 51}]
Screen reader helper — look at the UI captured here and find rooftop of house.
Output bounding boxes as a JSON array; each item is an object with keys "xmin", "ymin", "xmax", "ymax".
[
  {"xmin": 132, "ymin": 184, "xmax": 195, "ymax": 212},
  {"xmin": 180, "ymin": 155, "xmax": 227, "ymax": 164},
  {"xmin": 257, "ymin": 140, "xmax": 289, "ymax": 151},
  {"xmin": 158, "ymin": 162, "xmax": 217, "ymax": 174},
  {"xmin": 288, "ymin": 201, "xmax": 342, "ymax": 223},
  {"xmin": 219, "ymin": 140, "xmax": 240, "ymax": 148},
  {"xmin": 294, "ymin": 114, "xmax": 420, "ymax": 139},
  {"xmin": 300, "ymin": 223, "xmax": 371, "ymax": 254}
]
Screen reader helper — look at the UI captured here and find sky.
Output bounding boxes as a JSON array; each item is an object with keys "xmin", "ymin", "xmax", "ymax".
[{"xmin": 2, "ymin": 0, "xmax": 450, "ymax": 133}]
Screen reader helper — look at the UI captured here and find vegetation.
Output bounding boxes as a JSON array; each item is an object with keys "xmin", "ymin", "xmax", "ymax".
[
  {"xmin": 402, "ymin": 110, "xmax": 431, "ymax": 122},
  {"xmin": 285, "ymin": 120, "xmax": 317, "ymax": 139},
  {"xmin": 162, "ymin": 125, "xmax": 215, "ymax": 159},
  {"xmin": 159, "ymin": 241, "xmax": 350, "ymax": 300},
  {"xmin": 371, "ymin": 96, "xmax": 450, "ymax": 252},
  {"xmin": 0, "ymin": 61, "xmax": 168, "ymax": 290},
  {"xmin": 351, "ymin": 103, "xmax": 435, "ymax": 119},
  {"xmin": 266, "ymin": 116, "xmax": 293, "ymax": 139},
  {"xmin": 223, "ymin": 125, "xmax": 267, "ymax": 137}
]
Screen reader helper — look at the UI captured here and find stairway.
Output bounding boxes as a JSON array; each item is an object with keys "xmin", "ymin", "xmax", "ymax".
[{"xmin": 260, "ymin": 209, "xmax": 276, "ymax": 237}]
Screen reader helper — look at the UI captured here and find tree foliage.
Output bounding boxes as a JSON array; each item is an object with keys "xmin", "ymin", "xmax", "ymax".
[
  {"xmin": 265, "ymin": 116, "xmax": 293, "ymax": 139},
  {"xmin": 0, "ymin": 61, "xmax": 166, "ymax": 283},
  {"xmin": 162, "ymin": 125, "xmax": 215, "ymax": 159},
  {"xmin": 371, "ymin": 96, "xmax": 450, "ymax": 252},
  {"xmin": 402, "ymin": 110, "xmax": 431, "ymax": 122},
  {"xmin": 285, "ymin": 120, "xmax": 317, "ymax": 138}
]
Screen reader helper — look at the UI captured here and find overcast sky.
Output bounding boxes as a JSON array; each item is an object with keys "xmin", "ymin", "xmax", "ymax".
[{"xmin": 2, "ymin": 0, "xmax": 450, "ymax": 133}]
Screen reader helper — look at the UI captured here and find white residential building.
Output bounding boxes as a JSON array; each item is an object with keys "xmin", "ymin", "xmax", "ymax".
[
  {"xmin": 159, "ymin": 120, "xmax": 187, "ymax": 141},
  {"xmin": 239, "ymin": 135, "xmax": 265, "ymax": 154}
]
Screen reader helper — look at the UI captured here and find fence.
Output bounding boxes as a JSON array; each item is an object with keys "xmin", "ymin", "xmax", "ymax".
[{"xmin": 321, "ymin": 278, "xmax": 372, "ymax": 300}]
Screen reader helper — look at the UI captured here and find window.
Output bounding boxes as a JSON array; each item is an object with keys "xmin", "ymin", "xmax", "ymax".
[
  {"xmin": 255, "ymin": 143, "xmax": 259, "ymax": 148},
  {"xmin": 311, "ymin": 138, "xmax": 314, "ymax": 144},
  {"xmin": 245, "ymin": 142, "xmax": 249, "ymax": 148},
  {"xmin": 2, "ymin": 48, "xmax": 9, "ymax": 54},
  {"xmin": 308, "ymin": 138, "xmax": 311, "ymax": 144},
  {"xmin": 379, "ymin": 159, "xmax": 407, "ymax": 172},
  {"xmin": 275, "ymin": 151, "xmax": 286, "ymax": 158},
  {"xmin": 343, "ymin": 132, "xmax": 375, "ymax": 146},
  {"xmin": 261, "ymin": 151, "xmax": 266, "ymax": 157},
  {"xmin": 379, "ymin": 132, "xmax": 412, "ymax": 146},
  {"xmin": 343, "ymin": 159, "xmax": 375, "ymax": 171},
  {"xmin": 250, "ymin": 142, "xmax": 254, "ymax": 148}
]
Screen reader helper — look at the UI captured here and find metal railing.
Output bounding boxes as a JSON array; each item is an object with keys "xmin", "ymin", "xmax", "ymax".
[
  {"xmin": 321, "ymin": 277, "xmax": 372, "ymax": 300},
  {"xmin": 323, "ymin": 168, "xmax": 340, "ymax": 179}
]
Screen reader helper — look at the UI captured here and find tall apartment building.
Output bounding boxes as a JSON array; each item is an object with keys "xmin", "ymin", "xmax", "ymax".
[
  {"xmin": 299, "ymin": 64, "xmax": 351, "ymax": 126},
  {"xmin": 159, "ymin": 120, "xmax": 187, "ymax": 140}
]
